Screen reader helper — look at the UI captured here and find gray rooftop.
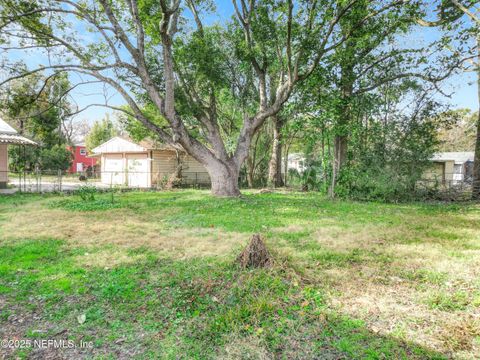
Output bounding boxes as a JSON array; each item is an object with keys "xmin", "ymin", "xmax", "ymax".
[{"xmin": 432, "ymin": 152, "xmax": 475, "ymax": 164}]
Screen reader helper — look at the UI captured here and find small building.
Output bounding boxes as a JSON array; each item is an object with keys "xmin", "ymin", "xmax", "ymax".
[
  {"xmin": 283, "ymin": 153, "xmax": 307, "ymax": 174},
  {"xmin": 91, "ymin": 136, "xmax": 210, "ymax": 188},
  {"xmin": 0, "ymin": 117, "xmax": 36, "ymax": 188},
  {"xmin": 66, "ymin": 142, "xmax": 98, "ymax": 174},
  {"xmin": 425, "ymin": 152, "xmax": 475, "ymax": 186}
]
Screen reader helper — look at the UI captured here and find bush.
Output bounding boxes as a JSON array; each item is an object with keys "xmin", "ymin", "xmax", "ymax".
[
  {"xmin": 39, "ymin": 145, "xmax": 73, "ymax": 171},
  {"xmin": 77, "ymin": 185, "xmax": 97, "ymax": 201}
]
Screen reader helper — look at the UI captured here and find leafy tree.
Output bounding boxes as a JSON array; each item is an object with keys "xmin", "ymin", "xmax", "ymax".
[
  {"xmin": 437, "ymin": 109, "xmax": 477, "ymax": 151},
  {"xmin": 338, "ymin": 88, "xmax": 450, "ymax": 201},
  {"xmin": 417, "ymin": 0, "xmax": 479, "ymax": 198},
  {"xmin": 39, "ymin": 145, "xmax": 73, "ymax": 171},
  {"xmin": 1, "ymin": 73, "xmax": 74, "ymax": 171},
  {"xmin": 85, "ymin": 116, "xmax": 118, "ymax": 152},
  {"xmin": 244, "ymin": 126, "xmax": 272, "ymax": 188},
  {"xmin": 264, "ymin": 0, "xmax": 456, "ymax": 193},
  {"xmin": 0, "ymin": 0, "xmax": 427, "ymax": 196}
]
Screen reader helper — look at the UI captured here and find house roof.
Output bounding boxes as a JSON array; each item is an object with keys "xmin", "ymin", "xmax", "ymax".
[
  {"xmin": 91, "ymin": 136, "xmax": 181, "ymax": 154},
  {"xmin": 0, "ymin": 117, "xmax": 16, "ymax": 134},
  {"xmin": 432, "ymin": 152, "xmax": 475, "ymax": 164},
  {"xmin": 0, "ymin": 117, "xmax": 37, "ymax": 145}
]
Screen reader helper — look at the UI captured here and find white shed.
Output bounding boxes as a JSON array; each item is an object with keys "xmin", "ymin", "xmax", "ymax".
[{"xmin": 91, "ymin": 137, "xmax": 210, "ymax": 188}]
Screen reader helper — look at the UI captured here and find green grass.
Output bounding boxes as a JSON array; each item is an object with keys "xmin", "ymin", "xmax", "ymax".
[
  {"xmin": 1, "ymin": 190, "xmax": 479, "ymax": 358},
  {"xmin": 0, "ymin": 238, "xmax": 443, "ymax": 359}
]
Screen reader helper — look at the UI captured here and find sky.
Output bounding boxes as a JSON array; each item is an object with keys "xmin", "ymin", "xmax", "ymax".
[{"xmin": 3, "ymin": 0, "xmax": 478, "ymax": 129}]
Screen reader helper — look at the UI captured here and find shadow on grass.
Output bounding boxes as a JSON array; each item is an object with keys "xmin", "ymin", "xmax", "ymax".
[{"xmin": 0, "ymin": 238, "xmax": 449, "ymax": 359}]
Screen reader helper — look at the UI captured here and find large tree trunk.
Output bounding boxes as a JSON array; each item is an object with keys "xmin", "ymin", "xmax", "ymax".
[
  {"xmin": 329, "ymin": 108, "xmax": 351, "ymax": 197},
  {"xmin": 473, "ymin": 36, "xmax": 480, "ymax": 200},
  {"xmin": 329, "ymin": 62, "xmax": 353, "ymax": 198},
  {"xmin": 267, "ymin": 115, "xmax": 285, "ymax": 187},
  {"xmin": 207, "ymin": 160, "xmax": 241, "ymax": 197},
  {"xmin": 246, "ymin": 157, "xmax": 255, "ymax": 188},
  {"xmin": 473, "ymin": 110, "xmax": 480, "ymax": 199},
  {"xmin": 334, "ymin": 135, "xmax": 348, "ymax": 173},
  {"xmin": 283, "ymin": 143, "xmax": 289, "ymax": 187}
]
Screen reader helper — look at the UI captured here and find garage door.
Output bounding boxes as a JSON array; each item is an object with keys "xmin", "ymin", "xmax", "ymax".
[
  {"xmin": 127, "ymin": 154, "xmax": 150, "ymax": 188},
  {"xmin": 103, "ymin": 154, "xmax": 125, "ymax": 185}
]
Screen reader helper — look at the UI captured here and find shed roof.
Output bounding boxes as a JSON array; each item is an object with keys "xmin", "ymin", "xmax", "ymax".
[
  {"xmin": 91, "ymin": 136, "xmax": 180, "ymax": 154},
  {"xmin": 432, "ymin": 152, "xmax": 474, "ymax": 164},
  {"xmin": 0, "ymin": 117, "xmax": 37, "ymax": 145}
]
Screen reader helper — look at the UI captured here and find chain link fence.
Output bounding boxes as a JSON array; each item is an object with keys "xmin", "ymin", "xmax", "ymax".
[
  {"xmin": 0, "ymin": 170, "xmax": 475, "ymax": 200},
  {"xmin": 1, "ymin": 170, "xmax": 211, "ymax": 193}
]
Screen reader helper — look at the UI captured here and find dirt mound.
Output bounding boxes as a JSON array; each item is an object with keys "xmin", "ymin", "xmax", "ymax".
[{"xmin": 236, "ymin": 234, "xmax": 272, "ymax": 269}]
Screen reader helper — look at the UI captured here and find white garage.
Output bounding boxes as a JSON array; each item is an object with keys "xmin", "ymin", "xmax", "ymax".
[
  {"xmin": 127, "ymin": 154, "xmax": 150, "ymax": 188},
  {"xmin": 92, "ymin": 136, "xmax": 210, "ymax": 188},
  {"xmin": 103, "ymin": 153, "xmax": 125, "ymax": 186}
]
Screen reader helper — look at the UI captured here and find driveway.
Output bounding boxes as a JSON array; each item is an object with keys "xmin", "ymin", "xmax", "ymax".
[{"xmin": 4, "ymin": 179, "xmax": 110, "ymax": 193}]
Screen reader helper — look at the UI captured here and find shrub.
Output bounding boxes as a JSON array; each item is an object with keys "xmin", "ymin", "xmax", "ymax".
[{"xmin": 77, "ymin": 185, "xmax": 97, "ymax": 201}]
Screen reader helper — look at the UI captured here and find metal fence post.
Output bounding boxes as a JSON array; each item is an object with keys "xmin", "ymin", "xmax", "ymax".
[
  {"xmin": 58, "ymin": 169, "xmax": 62, "ymax": 192},
  {"xmin": 36, "ymin": 168, "xmax": 39, "ymax": 193}
]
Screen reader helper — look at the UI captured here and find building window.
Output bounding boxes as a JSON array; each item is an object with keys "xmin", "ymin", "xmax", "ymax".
[{"xmin": 80, "ymin": 149, "xmax": 87, "ymax": 156}]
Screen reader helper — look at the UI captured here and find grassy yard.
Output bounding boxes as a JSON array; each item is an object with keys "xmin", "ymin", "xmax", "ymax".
[{"xmin": 0, "ymin": 190, "xmax": 479, "ymax": 359}]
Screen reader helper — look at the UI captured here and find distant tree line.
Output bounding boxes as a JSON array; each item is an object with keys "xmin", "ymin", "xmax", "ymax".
[
  {"xmin": 0, "ymin": 0, "xmax": 478, "ymax": 200},
  {"xmin": 2, "ymin": 74, "xmax": 74, "ymax": 172}
]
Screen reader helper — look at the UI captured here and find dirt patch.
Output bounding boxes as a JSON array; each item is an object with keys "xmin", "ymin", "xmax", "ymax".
[
  {"xmin": 0, "ymin": 294, "xmax": 147, "ymax": 359},
  {"xmin": 236, "ymin": 234, "xmax": 273, "ymax": 269},
  {"xmin": 217, "ymin": 336, "xmax": 272, "ymax": 360}
]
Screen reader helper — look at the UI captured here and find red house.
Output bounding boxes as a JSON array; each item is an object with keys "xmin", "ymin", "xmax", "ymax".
[{"xmin": 67, "ymin": 143, "xmax": 97, "ymax": 174}]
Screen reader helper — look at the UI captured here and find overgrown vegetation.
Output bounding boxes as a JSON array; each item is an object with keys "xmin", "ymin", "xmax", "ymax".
[
  {"xmin": 2, "ymin": 73, "xmax": 75, "ymax": 172},
  {"xmin": 1, "ymin": 0, "xmax": 477, "ymax": 197}
]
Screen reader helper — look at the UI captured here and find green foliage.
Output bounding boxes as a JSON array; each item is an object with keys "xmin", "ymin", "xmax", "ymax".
[
  {"xmin": 85, "ymin": 116, "xmax": 118, "ymax": 152},
  {"xmin": 51, "ymin": 186, "xmax": 125, "ymax": 211},
  {"xmin": 77, "ymin": 185, "xmax": 97, "ymax": 201},
  {"xmin": 9, "ymin": 144, "xmax": 73, "ymax": 173},
  {"xmin": 299, "ymin": 161, "xmax": 323, "ymax": 192},
  {"xmin": 51, "ymin": 198, "xmax": 121, "ymax": 212},
  {"xmin": 38, "ymin": 144, "xmax": 73, "ymax": 171},
  {"xmin": 437, "ymin": 109, "xmax": 477, "ymax": 151},
  {"xmin": 2, "ymin": 72, "xmax": 74, "ymax": 172},
  {"xmin": 117, "ymin": 103, "xmax": 168, "ymax": 143},
  {"xmin": 335, "ymin": 95, "xmax": 449, "ymax": 202}
]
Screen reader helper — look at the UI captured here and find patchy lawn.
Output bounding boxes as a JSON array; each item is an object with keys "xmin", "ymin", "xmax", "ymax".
[{"xmin": 0, "ymin": 190, "xmax": 479, "ymax": 359}]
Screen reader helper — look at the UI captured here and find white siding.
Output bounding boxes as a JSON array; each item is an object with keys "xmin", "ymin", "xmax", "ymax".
[
  {"xmin": 180, "ymin": 154, "xmax": 210, "ymax": 184},
  {"xmin": 97, "ymin": 147, "xmax": 210, "ymax": 187},
  {"xmin": 151, "ymin": 150, "xmax": 177, "ymax": 185}
]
